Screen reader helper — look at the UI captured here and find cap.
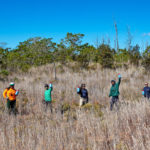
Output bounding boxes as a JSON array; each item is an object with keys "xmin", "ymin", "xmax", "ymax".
[{"xmin": 10, "ymin": 82, "xmax": 15, "ymax": 86}]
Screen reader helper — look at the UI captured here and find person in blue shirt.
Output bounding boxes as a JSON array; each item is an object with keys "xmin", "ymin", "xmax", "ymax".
[
  {"xmin": 142, "ymin": 82, "xmax": 150, "ymax": 99},
  {"xmin": 77, "ymin": 84, "xmax": 88, "ymax": 107}
]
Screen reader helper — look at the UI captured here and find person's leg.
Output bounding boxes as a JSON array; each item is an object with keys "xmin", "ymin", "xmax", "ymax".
[
  {"xmin": 82, "ymin": 99, "xmax": 86, "ymax": 106},
  {"xmin": 110, "ymin": 97, "xmax": 115, "ymax": 111},
  {"xmin": 9, "ymin": 101, "xmax": 13, "ymax": 114},
  {"xmin": 50, "ymin": 101, "xmax": 53, "ymax": 113},
  {"xmin": 7, "ymin": 99, "xmax": 11, "ymax": 114},
  {"xmin": 86, "ymin": 98, "xmax": 88, "ymax": 104},
  {"xmin": 10, "ymin": 100, "xmax": 16, "ymax": 115},
  {"xmin": 147, "ymin": 95, "xmax": 150, "ymax": 101},
  {"xmin": 79, "ymin": 98, "xmax": 83, "ymax": 107},
  {"xmin": 114, "ymin": 97, "xmax": 119, "ymax": 110},
  {"xmin": 45, "ymin": 101, "xmax": 48, "ymax": 112}
]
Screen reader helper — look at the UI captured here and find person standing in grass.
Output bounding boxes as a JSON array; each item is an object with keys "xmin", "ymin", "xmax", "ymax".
[
  {"xmin": 44, "ymin": 83, "xmax": 53, "ymax": 113},
  {"xmin": 109, "ymin": 74, "xmax": 121, "ymax": 111},
  {"xmin": 142, "ymin": 82, "xmax": 150, "ymax": 100},
  {"xmin": 77, "ymin": 84, "xmax": 89, "ymax": 107},
  {"xmin": 7, "ymin": 82, "xmax": 19, "ymax": 115}
]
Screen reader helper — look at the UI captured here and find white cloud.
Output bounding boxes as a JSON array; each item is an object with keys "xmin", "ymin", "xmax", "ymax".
[{"xmin": 143, "ymin": 33, "xmax": 150, "ymax": 36}]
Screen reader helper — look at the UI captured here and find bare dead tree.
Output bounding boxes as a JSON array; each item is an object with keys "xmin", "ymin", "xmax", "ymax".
[
  {"xmin": 106, "ymin": 35, "xmax": 111, "ymax": 45},
  {"xmin": 95, "ymin": 34, "xmax": 99, "ymax": 49},
  {"xmin": 114, "ymin": 21, "xmax": 119, "ymax": 51},
  {"xmin": 127, "ymin": 26, "xmax": 132, "ymax": 51},
  {"xmin": 101, "ymin": 36, "xmax": 105, "ymax": 45}
]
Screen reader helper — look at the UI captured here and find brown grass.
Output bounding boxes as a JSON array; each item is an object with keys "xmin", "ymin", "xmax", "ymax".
[{"xmin": 0, "ymin": 64, "xmax": 149, "ymax": 150}]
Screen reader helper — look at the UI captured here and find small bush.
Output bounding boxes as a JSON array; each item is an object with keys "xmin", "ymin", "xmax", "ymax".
[
  {"xmin": 0, "ymin": 70, "xmax": 9, "ymax": 77},
  {"xmin": 61, "ymin": 102, "xmax": 70, "ymax": 113}
]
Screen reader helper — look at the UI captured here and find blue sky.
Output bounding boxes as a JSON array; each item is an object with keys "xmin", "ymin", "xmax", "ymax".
[{"xmin": 0, "ymin": 0, "xmax": 150, "ymax": 49}]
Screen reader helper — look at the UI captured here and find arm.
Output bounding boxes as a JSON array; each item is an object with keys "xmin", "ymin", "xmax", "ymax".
[
  {"xmin": 15, "ymin": 90, "xmax": 19, "ymax": 96},
  {"xmin": 117, "ymin": 74, "xmax": 121, "ymax": 86},
  {"xmin": 142, "ymin": 90, "xmax": 145, "ymax": 96},
  {"xmin": 3, "ymin": 89, "xmax": 7, "ymax": 99},
  {"xmin": 109, "ymin": 87, "xmax": 112, "ymax": 97},
  {"xmin": 49, "ymin": 84, "xmax": 53, "ymax": 92},
  {"xmin": 109, "ymin": 92, "xmax": 111, "ymax": 97},
  {"xmin": 77, "ymin": 87, "xmax": 81, "ymax": 95}
]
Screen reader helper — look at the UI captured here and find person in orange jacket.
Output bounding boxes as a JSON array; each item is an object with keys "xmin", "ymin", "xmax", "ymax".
[{"xmin": 6, "ymin": 82, "xmax": 19, "ymax": 114}]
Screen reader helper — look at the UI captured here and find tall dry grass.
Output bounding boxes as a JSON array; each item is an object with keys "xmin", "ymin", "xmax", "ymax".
[{"xmin": 0, "ymin": 64, "xmax": 149, "ymax": 150}]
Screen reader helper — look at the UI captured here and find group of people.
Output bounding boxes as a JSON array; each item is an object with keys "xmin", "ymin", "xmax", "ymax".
[
  {"xmin": 76, "ymin": 74, "xmax": 122, "ymax": 110},
  {"xmin": 2, "ymin": 74, "xmax": 150, "ymax": 115}
]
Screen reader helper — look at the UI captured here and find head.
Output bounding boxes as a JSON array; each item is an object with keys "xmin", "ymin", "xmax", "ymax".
[
  {"xmin": 45, "ymin": 84, "xmax": 49, "ymax": 90},
  {"xmin": 81, "ymin": 84, "xmax": 86, "ymax": 89},
  {"xmin": 145, "ymin": 82, "xmax": 148, "ymax": 87},
  {"xmin": 111, "ymin": 80, "xmax": 116, "ymax": 85},
  {"xmin": 10, "ymin": 82, "xmax": 15, "ymax": 89}
]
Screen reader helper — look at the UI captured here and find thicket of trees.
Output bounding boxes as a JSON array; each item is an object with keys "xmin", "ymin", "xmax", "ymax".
[{"xmin": 0, "ymin": 32, "xmax": 149, "ymax": 76}]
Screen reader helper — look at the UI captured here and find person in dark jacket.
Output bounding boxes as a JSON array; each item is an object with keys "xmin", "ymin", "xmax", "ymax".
[
  {"xmin": 77, "ymin": 84, "xmax": 88, "ymax": 107},
  {"xmin": 109, "ymin": 74, "xmax": 121, "ymax": 111},
  {"xmin": 142, "ymin": 82, "xmax": 150, "ymax": 99}
]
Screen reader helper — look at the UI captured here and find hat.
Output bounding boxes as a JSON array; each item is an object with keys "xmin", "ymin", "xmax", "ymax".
[
  {"xmin": 10, "ymin": 82, "xmax": 15, "ymax": 86},
  {"xmin": 45, "ymin": 84, "xmax": 49, "ymax": 87}
]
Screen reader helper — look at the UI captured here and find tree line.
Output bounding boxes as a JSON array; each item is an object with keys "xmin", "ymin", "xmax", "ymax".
[{"xmin": 0, "ymin": 32, "xmax": 150, "ymax": 76}]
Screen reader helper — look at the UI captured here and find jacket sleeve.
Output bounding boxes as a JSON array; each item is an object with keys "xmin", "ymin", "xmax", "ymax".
[
  {"xmin": 117, "ymin": 77, "xmax": 121, "ymax": 86},
  {"xmin": 15, "ymin": 91, "xmax": 19, "ymax": 96},
  {"xmin": 49, "ymin": 84, "xmax": 53, "ymax": 92},
  {"xmin": 109, "ymin": 91, "xmax": 111, "ymax": 97},
  {"xmin": 109, "ymin": 87, "xmax": 112, "ymax": 97},
  {"xmin": 3, "ymin": 89, "xmax": 7, "ymax": 98}
]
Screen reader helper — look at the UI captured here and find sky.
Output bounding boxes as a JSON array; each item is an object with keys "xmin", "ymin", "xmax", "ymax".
[{"xmin": 0, "ymin": 0, "xmax": 150, "ymax": 49}]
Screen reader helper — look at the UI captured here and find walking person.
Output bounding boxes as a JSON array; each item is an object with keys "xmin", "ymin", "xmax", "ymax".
[
  {"xmin": 77, "ymin": 84, "xmax": 89, "ymax": 107},
  {"xmin": 109, "ymin": 74, "xmax": 121, "ymax": 111},
  {"xmin": 44, "ymin": 83, "xmax": 53, "ymax": 113},
  {"xmin": 6, "ymin": 82, "xmax": 19, "ymax": 115},
  {"xmin": 142, "ymin": 82, "xmax": 150, "ymax": 100}
]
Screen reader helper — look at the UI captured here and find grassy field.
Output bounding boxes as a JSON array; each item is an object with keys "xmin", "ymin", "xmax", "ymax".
[{"xmin": 0, "ymin": 64, "xmax": 149, "ymax": 150}]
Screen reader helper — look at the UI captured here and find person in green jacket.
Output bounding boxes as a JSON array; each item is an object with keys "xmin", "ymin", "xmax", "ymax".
[
  {"xmin": 109, "ymin": 74, "xmax": 121, "ymax": 110},
  {"xmin": 44, "ymin": 83, "xmax": 53, "ymax": 113}
]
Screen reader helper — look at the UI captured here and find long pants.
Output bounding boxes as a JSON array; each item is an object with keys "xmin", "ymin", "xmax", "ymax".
[
  {"xmin": 45, "ymin": 101, "xmax": 53, "ymax": 113},
  {"xmin": 145, "ymin": 95, "xmax": 150, "ymax": 100},
  {"xmin": 79, "ymin": 98, "xmax": 87, "ymax": 107},
  {"xmin": 110, "ymin": 96, "xmax": 119, "ymax": 111},
  {"xmin": 7, "ymin": 99, "xmax": 16, "ymax": 115}
]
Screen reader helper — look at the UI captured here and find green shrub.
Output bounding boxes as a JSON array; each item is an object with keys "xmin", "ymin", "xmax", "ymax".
[
  {"xmin": 0, "ymin": 70, "xmax": 9, "ymax": 77},
  {"xmin": 61, "ymin": 102, "xmax": 70, "ymax": 113}
]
